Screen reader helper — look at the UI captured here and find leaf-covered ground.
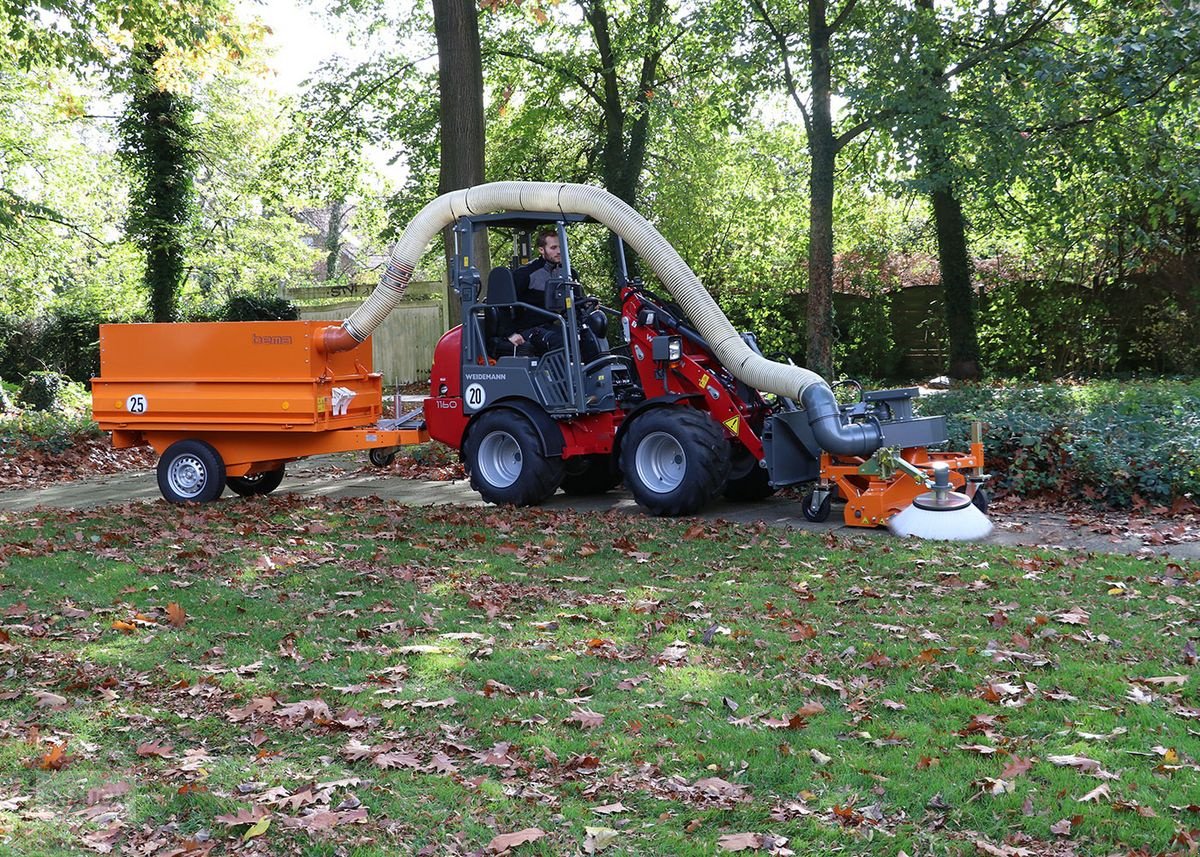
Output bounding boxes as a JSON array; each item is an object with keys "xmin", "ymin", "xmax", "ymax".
[{"xmin": 0, "ymin": 496, "xmax": 1197, "ymax": 856}]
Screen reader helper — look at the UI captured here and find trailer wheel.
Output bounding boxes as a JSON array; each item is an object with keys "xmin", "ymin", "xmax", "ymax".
[
  {"xmin": 465, "ymin": 410, "xmax": 564, "ymax": 506},
  {"xmin": 227, "ymin": 466, "xmax": 285, "ymax": 497},
  {"xmin": 369, "ymin": 447, "xmax": 397, "ymax": 468},
  {"xmin": 971, "ymin": 487, "xmax": 989, "ymax": 514},
  {"xmin": 561, "ymin": 455, "xmax": 621, "ymax": 496},
  {"xmin": 158, "ymin": 440, "xmax": 226, "ymax": 504},
  {"xmin": 622, "ymin": 408, "xmax": 730, "ymax": 516},
  {"xmin": 801, "ymin": 489, "xmax": 832, "ymax": 523}
]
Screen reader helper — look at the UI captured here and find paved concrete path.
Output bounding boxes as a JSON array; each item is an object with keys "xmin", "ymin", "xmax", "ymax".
[{"xmin": 2, "ymin": 457, "xmax": 1196, "ymax": 561}]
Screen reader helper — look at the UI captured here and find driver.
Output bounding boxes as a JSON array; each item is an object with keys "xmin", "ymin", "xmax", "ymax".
[{"xmin": 508, "ymin": 229, "xmax": 565, "ymax": 356}]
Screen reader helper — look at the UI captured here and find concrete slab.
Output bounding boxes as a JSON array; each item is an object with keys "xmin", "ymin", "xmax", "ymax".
[{"xmin": 1, "ymin": 456, "xmax": 1197, "ymax": 562}]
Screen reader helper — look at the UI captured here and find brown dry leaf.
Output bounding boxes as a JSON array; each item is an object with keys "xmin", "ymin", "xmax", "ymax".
[
  {"xmin": 111, "ymin": 620, "xmax": 137, "ymax": 634},
  {"xmin": 226, "ymin": 696, "xmax": 276, "ymax": 722},
  {"xmin": 1134, "ymin": 675, "xmax": 1188, "ymax": 687},
  {"xmin": 86, "ymin": 782, "xmax": 132, "ymax": 806},
  {"xmin": 795, "ymin": 700, "xmax": 825, "ymax": 717},
  {"xmin": 1049, "ymin": 818, "xmax": 1073, "ymax": 836},
  {"xmin": 694, "ymin": 777, "xmax": 750, "ymax": 802},
  {"xmin": 1079, "ymin": 783, "xmax": 1111, "ymax": 803},
  {"xmin": 165, "ymin": 602, "xmax": 187, "ymax": 628},
  {"xmin": 215, "ymin": 805, "xmax": 270, "ymax": 827},
  {"xmin": 35, "ymin": 742, "xmax": 74, "ymax": 771},
  {"xmin": 957, "ymin": 744, "xmax": 999, "ymax": 755},
  {"xmin": 789, "ymin": 624, "xmax": 817, "ymax": 641},
  {"xmin": 592, "ymin": 802, "xmax": 627, "ymax": 815},
  {"xmin": 1056, "ymin": 606, "xmax": 1089, "ymax": 625},
  {"xmin": 1000, "ymin": 755, "xmax": 1035, "ymax": 780},
  {"xmin": 135, "ymin": 741, "xmax": 174, "ymax": 758},
  {"xmin": 31, "ymin": 690, "xmax": 67, "ymax": 709},
  {"xmin": 486, "ymin": 827, "xmax": 545, "ymax": 853},
  {"xmin": 717, "ymin": 832, "xmax": 763, "ymax": 852},
  {"xmin": 373, "ymin": 750, "xmax": 422, "ymax": 770},
  {"xmin": 566, "ymin": 708, "xmax": 604, "ymax": 729},
  {"xmin": 975, "ymin": 840, "xmax": 1034, "ymax": 856},
  {"xmin": 1048, "ymin": 754, "xmax": 1101, "ymax": 773}
]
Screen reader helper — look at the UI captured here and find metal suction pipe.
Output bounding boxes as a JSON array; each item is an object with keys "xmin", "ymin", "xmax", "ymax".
[
  {"xmin": 333, "ymin": 182, "xmax": 882, "ymax": 456},
  {"xmin": 800, "ymin": 384, "xmax": 884, "ymax": 456}
]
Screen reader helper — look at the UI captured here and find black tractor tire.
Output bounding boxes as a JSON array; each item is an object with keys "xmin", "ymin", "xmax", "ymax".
[
  {"xmin": 369, "ymin": 447, "xmax": 397, "ymax": 468},
  {"xmin": 560, "ymin": 454, "xmax": 621, "ymax": 496},
  {"xmin": 464, "ymin": 409, "xmax": 564, "ymax": 506},
  {"xmin": 971, "ymin": 486, "xmax": 989, "ymax": 515},
  {"xmin": 157, "ymin": 439, "xmax": 226, "ymax": 504},
  {"xmin": 227, "ymin": 466, "xmax": 286, "ymax": 497},
  {"xmin": 801, "ymin": 489, "xmax": 833, "ymax": 523},
  {"xmin": 621, "ymin": 408, "xmax": 730, "ymax": 516}
]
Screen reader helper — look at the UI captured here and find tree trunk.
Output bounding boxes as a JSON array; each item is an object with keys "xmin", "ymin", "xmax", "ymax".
[
  {"xmin": 324, "ymin": 199, "xmax": 344, "ymax": 281},
  {"xmin": 931, "ymin": 186, "xmax": 981, "ymax": 379},
  {"xmin": 432, "ymin": 0, "xmax": 487, "ymax": 325},
  {"xmin": 120, "ymin": 44, "xmax": 196, "ymax": 323},
  {"xmin": 806, "ymin": 0, "xmax": 836, "ymax": 379}
]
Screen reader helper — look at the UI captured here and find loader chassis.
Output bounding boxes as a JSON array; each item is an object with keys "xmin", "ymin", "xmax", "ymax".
[{"xmin": 424, "ymin": 212, "xmax": 984, "ymax": 523}]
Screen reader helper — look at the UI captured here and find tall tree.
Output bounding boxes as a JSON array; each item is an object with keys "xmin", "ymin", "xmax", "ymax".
[
  {"xmin": 433, "ymin": 0, "xmax": 488, "ymax": 321},
  {"xmin": 118, "ymin": 44, "xmax": 197, "ymax": 322}
]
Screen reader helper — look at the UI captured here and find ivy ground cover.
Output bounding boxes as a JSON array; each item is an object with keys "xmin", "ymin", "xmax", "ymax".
[{"xmin": 0, "ymin": 497, "xmax": 1197, "ymax": 856}]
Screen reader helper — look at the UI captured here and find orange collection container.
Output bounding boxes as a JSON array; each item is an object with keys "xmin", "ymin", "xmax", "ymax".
[{"xmin": 91, "ymin": 321, "xmax": 427, "ymax": 499}]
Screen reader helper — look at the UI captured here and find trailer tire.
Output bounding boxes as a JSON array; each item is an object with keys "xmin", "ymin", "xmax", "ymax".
[
  {"xmin": 227, "ymin": 466, "xmax": 285, "ymax": 497},
  {"xmin": 465, "ymin": 410, "xmax": 564, "ymax": 506},
  {"xmin": 971, "ymin": 487, "xmax": 989, "ymax": 514},
  {"xmin": 561, "ymin": 455, "xmax": 621, "ymax": 495},
  {"xmin": 158, "ymin": 440, "xmax": 226, "ymax": 504},
  {"xmin": 622, "ymin": 408, "xmax": 730, "ymax": 516}
]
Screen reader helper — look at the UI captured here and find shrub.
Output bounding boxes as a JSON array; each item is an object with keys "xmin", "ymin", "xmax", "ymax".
[
  {"xmin": 18, "ymin": 370, "xmax": 71, "ymax": 412},
  {"xmin": 0, "ymin": 379, "xmax": 12, "ymax": 413},
  {"xmin": 0, "ymin": 407, "xmax": 101, "ymax": 455},
  {"xmin": 916, "ymin": 381, "xmax": 1200, "ymax": 508},
  {"xmin": 221, "ymin": 293, "xmax": 299, "ymax": 321}
]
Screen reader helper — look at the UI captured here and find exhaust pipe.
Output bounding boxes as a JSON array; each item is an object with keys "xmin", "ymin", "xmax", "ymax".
[{"xmin": 328, "ymin": 182, "xmax": 882, "ymax": 457}]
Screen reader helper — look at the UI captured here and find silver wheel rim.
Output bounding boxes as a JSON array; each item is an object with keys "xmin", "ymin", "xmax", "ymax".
[
  {"xmin": 477, "ymin": 431, "xmax": 522, "ymax": 488},
  {"xmin": 635, "ymin": 431, "xmax": 685, "ymax": 494},
  {"xmin": 167, "ymin": 454, "xmax": 207, "ymax": 498}
]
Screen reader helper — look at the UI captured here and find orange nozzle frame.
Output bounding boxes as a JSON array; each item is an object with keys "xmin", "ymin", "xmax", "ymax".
[{"xmin": 316, "ymin": 324, "xmax": 359, "ymax": 355}]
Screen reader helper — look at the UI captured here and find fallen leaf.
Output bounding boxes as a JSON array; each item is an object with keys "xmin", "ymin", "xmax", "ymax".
[
  {"xmin": 592, "ymin": 802, "xmax": 627, "ymax": 815},
  {"xmin": 165, "ymin": 602, "xmax": 187, "ymax": 628},
  {"xmin": 486, "ymin": 827, "xmax": 545, "ymax": 853},
  {"xmin": 1001, "ymin": 755, "xmax": 1035, "ymax": 780},
  {"xmin": 86, "ymin": 782, "xmax": 132, "ymax": 806},
  {"xmin": 1050, "ymin": 818, "xmax": 1073, "ymax": 836},
  {"xmin": 1048, "ymin": 754, "xmax": 1101, "ymax": 772},
  {"xmin": 31, "ymin": 690, "xmax": 67, "ymax": 709},
  {"xmin": 583, "ymin": 826, "xmax": 620, "ymax": 853},
  {"xmin": 566, "ymin": 708, "xmax": 605, "ymax": 729},
  {"xmin": 717, "ymin": 832, "xmax": 763, "ymax": 851},
  {"xmin": 135, "ymin": 741, "xmax": 174, "ymax": 758},
  {"xmin": 1079, "ymin": 783, "xmax": 1111, "ymax": 803},
  {"xmin": 1056, "ymin": 606, "xmax": 1089, "ymax": 626}
]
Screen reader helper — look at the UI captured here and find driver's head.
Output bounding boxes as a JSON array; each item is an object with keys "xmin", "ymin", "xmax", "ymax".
[{"xmin": 536, "ymin": 230, "xmax": 561, "ymax": 265}]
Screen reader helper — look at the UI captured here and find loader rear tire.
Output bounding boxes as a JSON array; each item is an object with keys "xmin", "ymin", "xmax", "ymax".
[
  {"xmin": 465, "ymin": 409, "xmax": 564, "ymax": 506},
  {"xmin": 227, "ymin": 466, "xmax": 285, "ymax": 497},
  {"xmin": 158, "ymin": 439, "xmax": 226, "ymax": 504},
  {"xmin": 622, "ymin": 408, "xmax": 730, "ymax": 516}
]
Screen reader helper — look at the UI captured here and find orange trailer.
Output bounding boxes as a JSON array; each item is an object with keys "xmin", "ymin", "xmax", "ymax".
[{"xmin": 91, "ymin": 321, "xmax": 428, "ymax": 502}]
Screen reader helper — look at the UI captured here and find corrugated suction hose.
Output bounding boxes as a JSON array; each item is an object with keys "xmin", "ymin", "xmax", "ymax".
[{"xmin": 326, "ymin": 181, "xmax": 881, "ymax": 456}]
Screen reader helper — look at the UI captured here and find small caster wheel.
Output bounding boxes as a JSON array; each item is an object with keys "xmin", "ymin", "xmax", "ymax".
[
  {"xmin": 802, "ymin": 489, "xmax": 832, "ymax": 523},
  {"xmin": 369, "ymin": 447, "xmax": 397, "ymax": 468}
]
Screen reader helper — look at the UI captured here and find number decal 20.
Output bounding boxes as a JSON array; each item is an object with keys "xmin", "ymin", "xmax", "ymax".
[{"xmin": 464, "ymin": 383, "xmax": 486, "ymax": 409}]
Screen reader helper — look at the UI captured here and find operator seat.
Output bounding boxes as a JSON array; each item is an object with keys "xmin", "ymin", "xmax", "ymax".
[{"xmin": 484, "ymin": 266, "xmax": 520, "ymax": 359}]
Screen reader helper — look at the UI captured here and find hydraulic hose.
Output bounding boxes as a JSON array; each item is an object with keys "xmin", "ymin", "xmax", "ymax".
[{"xmin": 330, "ymin": 181, "xmax": 882, "ymax": 457}]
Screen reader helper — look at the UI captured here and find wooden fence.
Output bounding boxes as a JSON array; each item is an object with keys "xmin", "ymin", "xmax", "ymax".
[{"xmin": 295, "ymin": 280, "xmax": 447, "ymax": 385}]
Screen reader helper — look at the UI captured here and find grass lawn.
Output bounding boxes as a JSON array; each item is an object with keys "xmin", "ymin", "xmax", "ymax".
[{"xmin": 0, "ymin": 495, "xmax": 1197, "ymax": 856}]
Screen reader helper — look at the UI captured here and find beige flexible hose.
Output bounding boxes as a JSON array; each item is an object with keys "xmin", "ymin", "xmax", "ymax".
[{"xmin": 337, "ymin": 182, "xmax": 830, "ymax": 402}]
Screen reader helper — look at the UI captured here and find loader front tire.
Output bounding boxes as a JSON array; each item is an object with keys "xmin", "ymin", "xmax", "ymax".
[
  {"xmin": 465, "ymin": 409, "xmax": 564, "ymax": 506},
  {"xmin": 622, "ymin": 408, "xmax": 730, "ymax": 516},
  {"xmin": 158, "ymin": 439, "xmax": 226, "ymax": 504}
]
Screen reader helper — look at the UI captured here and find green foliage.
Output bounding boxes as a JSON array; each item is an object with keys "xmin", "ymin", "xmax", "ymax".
[
  {"xmin": 0, "ymin": 380, "xmax": 12, "ymax": 413},
  {"xmin": 17, "ymin": 370, "xmax": 70, "ymax": 412},
  {"xmin": 918, "ymin": 380, "xmax": 1200, "ymax": 508},
  {"xmin": 0, "ymin": 396, "xmax": 101, "ymax": 454},
  {"xmin": 0, "ymin": 305, "xmax": 144, "ymax": 383},
  {"xmin": 219, "ymin": 294, "xmax": 299, "ymax": 322}
]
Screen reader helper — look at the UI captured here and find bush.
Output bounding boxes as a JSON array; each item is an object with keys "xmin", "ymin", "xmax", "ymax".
[
  {"xmin": 0, "ymin": 407, "xmax": 102, "ymax": 455},
  {"xmin": 0, "ymin": 379, "xmax": 12, "ymax": 413},
  {"xmin": 19, "ymin": 370, "xmax": 71, "ymax": 412},
  {"xmin": 916, "ymin": 380, "xmax": 1200, "ymax": 508},
  {"xmin": 221, "ymin": 293, "xmax": 299, "ymax": 321}
]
